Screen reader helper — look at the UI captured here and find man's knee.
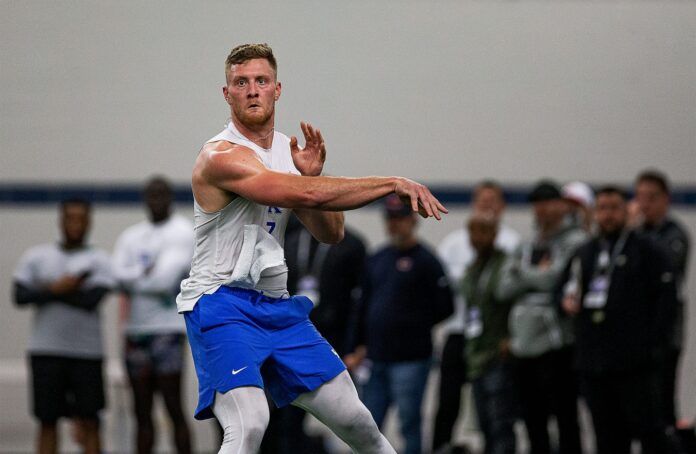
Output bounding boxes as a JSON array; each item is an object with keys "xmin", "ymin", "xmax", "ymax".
[
  {"xmin": 215, "ymin": 388, "xmax": 270, "ymax": 450},
  {"xmin": 339, "ymin": 405, "xmax": 384, "ymax": 446}
]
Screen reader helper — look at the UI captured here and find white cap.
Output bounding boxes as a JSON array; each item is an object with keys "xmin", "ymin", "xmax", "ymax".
[{"xmin": 562, "ymin": 181, "xmax": 595, "ymax": 208}]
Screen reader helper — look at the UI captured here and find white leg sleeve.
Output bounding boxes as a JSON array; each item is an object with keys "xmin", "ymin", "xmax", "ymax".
[
  {"xmin": 292, "ymin": 371, "xmax": 396, "ymax": 454},
  {"xmin": 212, "ymin": 387, "xmax": 269, "ymax": 454}
]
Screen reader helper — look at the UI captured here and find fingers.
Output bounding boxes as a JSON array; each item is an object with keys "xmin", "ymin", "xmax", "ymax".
[
  {"xmin": 289, "ymin": 136, "xmax": 299, "ymax": 153},
  {"xmin": 300, "ymin": 121, "xmax": 323, "ymax": 145},
  {"xmin": 414, "ymin": 185, "xmax": 447, "ymax": 220}
]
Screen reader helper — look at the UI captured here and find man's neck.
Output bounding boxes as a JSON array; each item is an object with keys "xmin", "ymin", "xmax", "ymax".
[
  {"xmin": 475, "ymin": 247, "xmax": 495, "ymax": 264},
  {"xmin": 643, "ymin": 214, "xmax": 667, "ymax": 230},
  {"xmin": 61, "ymin": 241, "xmax": 84, "ymax": 251},
  {"xmin": 539, "ymin": 220, "xmax": 562, "ymax": 239},
  {"xmin": 150, "ymin": 213, "xmax": 170, "ymax": 225},
  {"xmin": 230, "ymin": 116, "xmax": 275, "ymax": 149},
  {"xmin": 599, "ymin": 227, "xmax": 625, "ymax": 244},
  {"xmin": 394, "ymin": 236, "xmax": 418, "ymax": 251}
]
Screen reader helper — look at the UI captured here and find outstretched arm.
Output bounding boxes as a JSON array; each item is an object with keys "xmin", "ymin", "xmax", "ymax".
[{"xmin": 199, "ymin": 127, "xmax": 447, "ymax": 223}]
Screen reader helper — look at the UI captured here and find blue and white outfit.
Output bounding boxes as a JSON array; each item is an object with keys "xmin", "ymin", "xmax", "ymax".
[{"xmin": 177, "ymin": 123, "xmax": 345, "ymax": 420}]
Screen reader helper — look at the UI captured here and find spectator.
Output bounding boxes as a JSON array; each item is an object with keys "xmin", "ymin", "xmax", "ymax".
[
  {"xmin": 112, "ymin": 177, "xmax": 193, "ymax": 454},
  {"xmin": 559, "ymin": 186, "xmax": 678, "ymax": 454},
  {"xmin": 463, "ymin": 212, "xmax": 516, "ymax": 454},
  {"xmin": 432, "ymin": 180, "xmax": 520, "ymax": 453},
  {"xmin": 347, "ymin": 194, "xmax": 453, "ymax": 454},
  {"xmin": 562, "ymin": 181, "xmax": 595, "ymax": 233},
  {"xmin": 261, "ymin": 218, "xmax": 367, "ymax": 454},
  {"xmin": 634, "ymin": 170, "xmax": 691, "ymax": 432},
  {"xmin": 13, "ymin": 199, "xmax": 114, "ymax": 454},
  {"xmin": 499, "ymin": 180, "xmax": 586, "ymax": 454}
]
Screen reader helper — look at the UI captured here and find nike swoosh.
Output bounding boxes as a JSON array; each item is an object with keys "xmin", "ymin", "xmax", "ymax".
[{"xmin": 232, "ymin": 367, "xmax": 248, "ymax": 375}]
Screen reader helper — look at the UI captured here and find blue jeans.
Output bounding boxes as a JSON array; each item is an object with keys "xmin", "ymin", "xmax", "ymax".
[
  {"xmin": 471, "ymin": 360, "xmax": 517, "ymax": 454},
  {"xmin": 362, "ymin": 359, "xmax": 431, "ymax": 454}
]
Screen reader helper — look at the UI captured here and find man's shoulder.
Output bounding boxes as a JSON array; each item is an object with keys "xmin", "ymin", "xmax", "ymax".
[
  {"xmin": 664, "ymin": 217, "xmax": 690, "ymax": 242},
  {"xmin": 20, "ymin": 243, "xmax": 57, "ymax": 261},
  {"xmin": 81, "ymin": 245, "xmax": 112, "ymax": 263},
  {"xmin": 118, "ymin": 220, "xmax": 151, "ymax": 241},
  {"xmin": 169, "ymin": 214, "xmax": 194, "ymax": 231}
]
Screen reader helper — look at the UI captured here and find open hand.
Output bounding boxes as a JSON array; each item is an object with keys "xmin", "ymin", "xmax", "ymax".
[
  {"xmin": 394, "ymin": 177, "xmax": 448, "ymax": 220},
  {"xmin": 290, "ymin": 121, "xmax": 326, "ymax": 176}
]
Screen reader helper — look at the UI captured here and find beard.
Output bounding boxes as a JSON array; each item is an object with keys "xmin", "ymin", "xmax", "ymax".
[{"xmin": 233, "ymin": 104, "xmax": 274, "ymax": 127}]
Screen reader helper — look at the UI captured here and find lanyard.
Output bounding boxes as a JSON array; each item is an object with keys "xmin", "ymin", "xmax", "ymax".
[
  {"xmin": 470, "ymin": 255, "xmax": 496, "ymax": 304},
  {"xmin": 296, "ymin": 229, "xmax": 330, "ymax": 277},
  {"xmin": 593, "ymin": 229, "xmax": 630, "ymax": 280}
]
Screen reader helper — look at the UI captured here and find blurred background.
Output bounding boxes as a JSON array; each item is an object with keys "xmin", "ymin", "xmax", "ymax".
[{"xmin": 1, "ymin": 1, "xmax": 694, "ymax": 452}]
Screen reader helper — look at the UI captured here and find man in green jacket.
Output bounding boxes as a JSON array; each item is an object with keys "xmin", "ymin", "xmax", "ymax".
[{"xmin": 463, "ymin": 212, "xmax": 516, "ymax": 454}]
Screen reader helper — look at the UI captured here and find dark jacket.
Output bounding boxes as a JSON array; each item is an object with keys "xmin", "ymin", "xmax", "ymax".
[
  {"xmin": 637, "ymin": 217, "xmax": 690, "ymax": 349},
  {"xmin": 556, "ymin": 230, "xmax": 677, "ymax": 375},
  {"xmin": 285, "ymin": 226, "xmax": 366, "ymax": 356},
  {"xmin": 357, "ymin": 243, "xmax": 453, "ymax": 362}
]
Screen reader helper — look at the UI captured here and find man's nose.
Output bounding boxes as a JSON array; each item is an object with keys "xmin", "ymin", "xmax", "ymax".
[{"xmin": 247, "ymin": 84, "xmax": 260, "ymax": 98}]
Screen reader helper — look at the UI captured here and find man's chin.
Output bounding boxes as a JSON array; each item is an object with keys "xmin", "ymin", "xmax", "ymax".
[{"xmin": 240, "ymin": 112, "xmax": 270, "ymax": 126}]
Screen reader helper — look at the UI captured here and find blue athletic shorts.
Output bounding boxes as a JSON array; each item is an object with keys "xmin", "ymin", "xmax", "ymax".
[{"xmin": 184, "ymin": 286, "xmax": 346, "ymax": 420}]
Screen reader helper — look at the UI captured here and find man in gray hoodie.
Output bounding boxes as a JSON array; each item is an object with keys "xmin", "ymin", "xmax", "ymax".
[{"xmin": 499, "ymin": 180, "xmax": 588, "ymax": 454}]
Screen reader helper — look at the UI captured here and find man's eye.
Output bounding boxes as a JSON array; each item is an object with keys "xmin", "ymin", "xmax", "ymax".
[
  {"xmin": 258, "ymin": 78, "xmax": 267, "ymax": 85},
  {"xmin": 236, "ymin": 80, "xmax": 246, "ymax": 87}
]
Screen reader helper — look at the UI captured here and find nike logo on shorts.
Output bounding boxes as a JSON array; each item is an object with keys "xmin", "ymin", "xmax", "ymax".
[{"xmin": 232, "ymin": 367, "xmax": 248, "ymax": 375}]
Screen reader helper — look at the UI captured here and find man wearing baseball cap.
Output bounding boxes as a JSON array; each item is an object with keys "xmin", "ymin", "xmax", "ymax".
[
  {"xmin": 346, "ymin": 195, "xmax": 453, "ymax": 454},
  {"xmin": 500, "ymin": 180, "xmax": 588, "ymax": 454}
]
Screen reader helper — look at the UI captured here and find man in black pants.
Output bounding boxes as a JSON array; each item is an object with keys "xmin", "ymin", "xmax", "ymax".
[
  {"xmin": 559, "ymin": 186, "xmax": 678, "ymax": 454},
  {"xmin": 634, "ymin": 170, "xmax": 690, "ymax": 434},
  {"xmin": 432, "ymin": 181, "xmax": 520, "ymax": 453},
  {"xmin": 499, "ymin": 181, "xmax": 586, "ymax": 454},
  {"xmin": 13, "ymin": 199, "xmax": 114, "ymax": 454}
]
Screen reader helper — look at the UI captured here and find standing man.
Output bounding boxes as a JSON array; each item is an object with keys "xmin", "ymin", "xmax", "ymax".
[
  {"xmin": 347, "ymin": 195, "xmax": 453, "ymax": 454},
  {"xmin": 559, "ymin": 186, "xmax": 677, "ymax": 453},
  {"xmin": 13, "ymin": 199, "xmax": 114, "ymax": 454},
  {"xmin": 634, "ymin": 170, "xmax": 690, "ymax": 431},
  {"xmin": 499, "ymin": 180, "xmax": 586, "ymax": 454},
  {"xmin": 177, "ymin": 43, "xmax": 446, "ymax": 453},
  {"xmin": 462, "ymin": 212, "xmax": 516, "ymax": 454},
  {"xmin": 112, "ymin": 177, "xmax": 194, "ymax": 454},
  {"xmin": 432, "ymin": 180, "xmax": 520, "ymax": 453}
]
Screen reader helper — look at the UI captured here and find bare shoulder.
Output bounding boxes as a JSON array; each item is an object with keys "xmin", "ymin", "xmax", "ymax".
[
  {"xmin": 192, "ymin": 141, "xmax": 266, "ymax": 210},
  {"xmin": 198, "ymin": 141, "xmax": 262, "ymax": 176}
]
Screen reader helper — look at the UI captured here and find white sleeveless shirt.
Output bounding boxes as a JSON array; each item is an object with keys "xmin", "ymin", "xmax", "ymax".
[{"xmin": 176, "ymin": 122, "xmax": 300, "ymax": 312}]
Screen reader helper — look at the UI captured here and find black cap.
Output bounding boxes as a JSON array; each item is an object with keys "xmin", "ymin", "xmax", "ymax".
[
  {"xmin": 528, "ymin": 180, "xmax": 562, "ymax": 202},
  {"xmin": 384, "ymin": 194, "xmax": 413, "ymax": 218}
]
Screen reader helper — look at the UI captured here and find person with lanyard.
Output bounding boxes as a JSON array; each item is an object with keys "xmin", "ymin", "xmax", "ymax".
[
  {"xmin": 461, "ymin": 212, "xmax": 516, "ymax": 454},
  {"xmin": 558, "ymin": 186, "xmax": 679, "ymax": 454},
  {"xmin": 432, "ymin": 180, "xmax": 520, "ymax": 454}
]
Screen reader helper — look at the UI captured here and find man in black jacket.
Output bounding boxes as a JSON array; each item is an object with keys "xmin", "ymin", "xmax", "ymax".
[
  {"xmin": 559, "ymin": 186, "xmax": 677, "ymax": 454},
  {"xmin": 634, "ymin": 170, "xmax": 691, "ymax": 430},
  {"xmin": 347, "ymin": 195, "xmax": 453, "ymax": 454}
]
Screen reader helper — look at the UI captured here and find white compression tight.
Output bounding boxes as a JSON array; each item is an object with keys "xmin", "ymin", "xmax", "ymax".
[{"xmin": 212, "ymin": 370, "xmax": 395, "ymax": 454}]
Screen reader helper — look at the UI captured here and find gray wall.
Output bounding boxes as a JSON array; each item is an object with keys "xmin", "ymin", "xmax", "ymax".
[{"xmin": 1, "ymin": 1, "xmax": 695, "ymax": 452}]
